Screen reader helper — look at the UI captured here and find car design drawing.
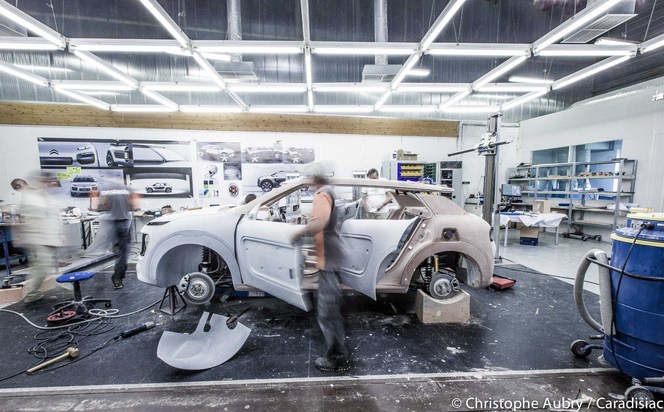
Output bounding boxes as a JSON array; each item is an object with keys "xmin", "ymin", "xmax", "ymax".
[
  {"xmin": 256, "ymin": 170, "xmax": 299, "ymax": 192},
  {"xmin": 137, "ymin": 178, "xmax": 494, "ymax": 312},
  {"xmin": 107, "ymin": 143, "xmax": 188, "ymax": 167},
  {"xmin": 146, "ymin": 182, "xmax": 173, "ymax": 193},
  {"xmin": 199, "ymin": 144, "xmax": 237, "ymax": 162},
  {"xmin": 70, "ymin": 175, "xmax": 98, "ymax": 197},
  {"xmin": 39, "ymin": 143, "xmax": 99, "ymax": 168},
  {"xmin": 244, "ymin": 146, "xmax": 283, "ymax": 163},
  {"xmin": 285, "ymin": 147, "xmax": 315, "ymax": 164}
]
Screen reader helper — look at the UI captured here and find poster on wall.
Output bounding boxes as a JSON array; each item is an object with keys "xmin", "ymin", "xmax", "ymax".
[
  {"xmin": 195, "ymin": 142, "xmax": 242, "ymax": 201},
  {"xmin": 38, "ymin": 138, "xmax": 194, "ymax": 204},
  {"xmin": 242, "ymin": 140, "xmax": 316, "ymax": 164}
]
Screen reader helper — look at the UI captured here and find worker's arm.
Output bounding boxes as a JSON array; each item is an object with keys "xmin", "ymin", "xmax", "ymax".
[
  {"xmin": 290, "ymin": 191, "xmax": 332, "ymax": 244},
  {"xmin": 376, "ymin": 190, "xmax": 395, "ymax": 211}
]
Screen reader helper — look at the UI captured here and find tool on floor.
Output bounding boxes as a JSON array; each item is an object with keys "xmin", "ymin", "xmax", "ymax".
[
  {"xmin": 120, "ymin": 321, "xmax": 155, "ymax": 339},
  {"xmin": 157, "ymin": 310, "xmax": 251, "ymax": 370},
  {"xmin": 572, "ymin": 213, "xmax": 664, "ymax": 404},
  {"xmin": 26, "ymin": 347, "xmax": 79, "ymax": 374}
]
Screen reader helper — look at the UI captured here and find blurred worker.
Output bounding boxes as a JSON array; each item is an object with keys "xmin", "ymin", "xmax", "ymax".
[
  {"xmin": 241, "ymin": 193, "xmax": 257, "ymax": 205},
  {"xmin": 14, "ymin": 172, "xmax": 63, "ymax": 303},
  {"xmin": 290, "ymin": 163, "xmax": 350, "ymax": 372},
  {"xmin": 92, "ymin": 179, "xmax": 138, "ymax": 289},
  {"xmin": 360, "ymin": 168, "xmax": 395, "ymax": 219}
]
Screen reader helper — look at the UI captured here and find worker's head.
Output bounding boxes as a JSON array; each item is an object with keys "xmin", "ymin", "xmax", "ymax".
[
  {"xmin": 10, "ymin": 178, "xmax": 28, "ymax": 191},
  {"xmin": 243, "ymin": 193, "xmax": 257, "ymax": 204},
  {"xmin": 304, "ymin": 161, "xmax": 333, "ymax": 187},
  {"xmin": 367, "ymin": 168, "xmax": 379, "ymax": 179}
]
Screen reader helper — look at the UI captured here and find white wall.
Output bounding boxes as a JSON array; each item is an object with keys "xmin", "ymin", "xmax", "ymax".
[
  {"xmin": 519, "ymin": 83, "xmax": 664, "ymax": 212},
  {"xmin": 0, "ymin": 124, "xmax": 458, "ymax": 211}
]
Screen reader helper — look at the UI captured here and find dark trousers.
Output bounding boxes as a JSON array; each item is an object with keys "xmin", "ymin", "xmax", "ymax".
[
  {"xmin": 317, "ymin": 270, "xmax": 348, "ymax": 363},
  {"xmin": 112, "ymin": 219, "xmax": 131, "ymax": 283}
]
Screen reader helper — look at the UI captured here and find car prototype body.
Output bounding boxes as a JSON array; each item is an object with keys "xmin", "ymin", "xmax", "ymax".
[
  {"xmin": 106, "ymin": 144, "xmax": 188, "ymax": 167},
  {"xmin": 137, "ymin": 178, "xmax": 494, "ymax": 311},
  {"xmin": 256, "ymin": 170, "xmax": 299, "ymax": 192},
  {"xmin": 39, "ymin": 143, "xmax": 99, "ymax": 168},
  {"xmin": 199, "ymin": 144, "xmax": 237, "ymax": 162},
  {"xmin": 146, "ymin": 182, "xmax": 173, "ymax": 193},
  {"xmin": 70, "ymin": 175, "xmax": 98, "ymax": 196}
]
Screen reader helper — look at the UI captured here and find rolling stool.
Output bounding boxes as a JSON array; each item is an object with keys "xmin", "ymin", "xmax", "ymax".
[{"xmin": 47, "ymin": 272, "xmax": 112, "ymax": 324}]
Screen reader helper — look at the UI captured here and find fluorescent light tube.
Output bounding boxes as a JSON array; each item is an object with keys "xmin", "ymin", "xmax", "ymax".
[
  {"xmin": 200, "ymin": 53, "xmax": 232, "ymax": 62},
  {"xmin": 304, "ymin": 50, "xmax": 313, "ymax": 87},
  {"xmin": 16, "ymin": 65, "xmax": 72, "ymax": 73},
  {"xmin": 307, "ymin": 90, "xmax": 314, "ymax": 111},
  {"xmin": 379, "ymin": 106, "xmax": 438, "ymax": 113},
  {"xmin": 595, "ymin": 38, "xmax": 633, "ymax": 46},
  {"xmin": 192, "ymin": 53, "xmax": 227, "ymax": 89},
  {"xmin": 139, "ymin": 0, "xmax": 189, "ymax": 48},
  {"xmin": 0, "ymin": 38, "xmax": 60, "ymax": 51},
  {"xmin": 142, "ymin": 82, "xmax": 221, "ymax": 92},
  {"xmin": 141, "ymin": 89, "xmax": 179, "ymax": 109},
  {"xmin": 0, "ymin": 2, "xmax": 66, "ymax": 48},
  {"xmin": 407, "ymin": 69, "xmax": 430, "ymax": 77},
  {"xmin": 392, "ymin": 55, "xmax": 421, "ymax": 86},
  {"xmin": 441, "ymin": 105, "xmax": 499, "ymax": 113},
  {"xmin": 508, "ymin": 76, "xmax": 553, "ymax": 85},
  {"xmin": 314, "ymin": 106, "xmax": 374, "ymax": 113},
  {"xmin": 313, "ymin": 83, "xmax": 389, "ymax": 93},
  {"xmin": 179, "ymin": 105, "xmax": 242, "ymax": 113},
  {"xmin": 427, "ymin": 43, "xmax": 529, "ymax": 56},
  {"xmin": 421, "ymin": 0, "xmax": 467, "ymax": 50},
  {"xmin": 195, "ymin": 42, "xmax": 302, "ymax": 55},
  {"xmin": 69, "ymin": 39, "xmax": 184, "ymax": 54},
  {"xmin": 51, "ymin": 81, "xmax": 134, "ymax": 91},
  {"xmin": 501, "ymin": 90, "xmax": 548, "ymax": 111},
  {"xmin": 641, "ymin": 33, "xmax": 664, "ymax": 54},
  {"xmin": 53, "ymin": 88, "xmax": 110, "ymax": 110},
  {"xmin": 533, "ymin": 0, "xmax": 622, "ymax": 53},
  {"xmin": 229, "ymin": 84, "xmax": 308, "ymax": 93},
  {"xmin": 374, "ymin": 91, "xmax": 392, "ymax": 110},
  {"xmin": 473, "ymin": 56, "xmax": 527, "ymax": 89},
  {"xmin": 312, "ymin": 45, "xmax": 415, "ymax": 55},
  {"xmin": 439, "ymin": 90, "xmax": 471, "ymax": 109},
  {"xmin": 476, "ymin": 84, "xmax": 549, "ymax": 93},
  {"xmin": 552, "ymin": 55, "xmax": 631, "ymax": 90},
  {"xmin": 396, "ymin": 84, "xmax": 469, "ymax": 93},
  {"xmin": 73, "ymin": 50, "xmax": 138, "ymax": 88},
  {"xmin": 0, "ymin": 62, "xmax": 49, "ymax": 86},
  {"xmin": 538, "ymin": 46, "xmax": 634, "ymax": 57},
  {"xmin": 111, "ymin": 105, "xmax": 177, "ymax": 113},
  {"xmin": 248, "ymin": 106, "xmax": 310, "ymax": 113}
]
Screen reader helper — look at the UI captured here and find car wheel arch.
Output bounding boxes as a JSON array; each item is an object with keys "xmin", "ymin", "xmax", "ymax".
[{"xmin": 146, "ymin": 233, "xmax": 242, "ymax": 288}]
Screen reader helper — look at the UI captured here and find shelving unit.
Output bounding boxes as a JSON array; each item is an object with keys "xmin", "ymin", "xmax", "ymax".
[
  {"xmin": 508, "ymin": 158, "xmax": 637, "ymax": 234},
  {"xmin": 381, "ymin": 160, "xmax": 426, "ymax": 182}
]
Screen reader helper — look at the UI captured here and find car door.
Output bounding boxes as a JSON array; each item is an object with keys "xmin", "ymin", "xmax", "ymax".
[
  {"xmin": 235, "ymin": 217, "xmax": 312, "ymax": 311},
  {"xmin": 339, "ymin": 218, "xmax": 418, "ymax": 299}
]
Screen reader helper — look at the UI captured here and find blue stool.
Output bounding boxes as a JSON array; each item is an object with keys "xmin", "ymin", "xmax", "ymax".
[{"xmin": 50, "ymin": 271, "xmax": 112, "ymax": 315}]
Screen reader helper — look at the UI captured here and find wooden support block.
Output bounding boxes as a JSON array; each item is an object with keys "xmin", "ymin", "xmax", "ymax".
[{"xmin": 416, "ymin": 289, "xmax": 470, "ymax": 324}]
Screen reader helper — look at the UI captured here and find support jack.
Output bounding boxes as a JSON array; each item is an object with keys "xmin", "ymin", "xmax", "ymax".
[{"xmin": 159, "ymin": 285, "xmax": 187, "ymax": 315}]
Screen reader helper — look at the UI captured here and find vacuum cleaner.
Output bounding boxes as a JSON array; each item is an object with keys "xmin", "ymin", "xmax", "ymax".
[{"xmin": 573, "ymin": 212, "xmax": 664, "ymax": 404}]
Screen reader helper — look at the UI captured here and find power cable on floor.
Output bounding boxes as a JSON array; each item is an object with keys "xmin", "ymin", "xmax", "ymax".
[{"xmin": 496, "ymin": 261, "xmax": 601, "ymax": 286}]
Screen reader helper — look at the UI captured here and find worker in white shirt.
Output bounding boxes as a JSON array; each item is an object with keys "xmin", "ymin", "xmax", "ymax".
[{"xmin": 360, "ymin": 168, "xmax": 395, "ymax": 219}]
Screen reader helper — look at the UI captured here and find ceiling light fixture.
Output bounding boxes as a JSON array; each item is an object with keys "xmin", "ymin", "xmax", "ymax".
[
  {"xmin": 111, "ymin": 105, "xmax": 178, "ymax": 113},
  {"xmin": 392, "ymin": 55, "xmax": 421, "ymax": 86},
  {"xmin": 195, "ymin": 41, "xmax": 302, "ymax": 55},
  {"xmin": 200, "ymin": 52, "xmax": 232, "ymax": 62},
  {"xmin": 16, "ymin": 65, "xmax": 72, "ymax": 73},
  {"xmin": 69, "ymin": 39, "xmax": 185, "ymax": 54},
  {"xmin": 313, "ymin": 83, "xmax": 389, "ymax": 93},
  {"xmin": 440, "ymin": 105, "xmax": 499, "ymax": 113},
  {"xmin": 141, "ymin": 89, "xmax": 179, "ymax": 109},
  {"xmin": 476, "ymin": 84, "xmax": 549, "ymax": 93},
  {"xmin": 421, "ymin": 0, "xmax": 467, "ymax": 51},
  {"xmin": 473, "ymin": 56, "xmax": 528, "ymax": 89},
  {"xmin": 407, "ymin": 69, "xmax": 430, "ymax": 77},
  {"xmin": 314, "ymin": 105, "xmax": 374, "ymax": 113},
  {"xmin": 374, "ymin": 90, "xmax": 393, "ymax": 110},
  {"xmin": 595, "ymin": 37, "xmax": 634, "ymax": 46},
  {"xmin": 72, "ymin": 50, "xmax": 138, "ymax": 88},
  {"xmin": 552, "ymin": 55, "xmax": 631, "ymax": 90},
  {"xmin": 53, "ymin": 88, "xmax": 110, "ymax": 110},
  {"xmin": 0, "ymin": 61, "xmax": 49, "ymax": 86},
  {"xmin": 311, "ymin": 42, "xmax": 416, "ymax": 56},
  {"xmin": 138, "ymin": 0, "xmax": 190, "ymax": 48},
  {"xmin": 439, "ymin": 89, "xmax": 472, "ymax": 109},
  {"xmin": 0, "ymin": 38, "xmax": 60, "ymax": 51},
  {"xmin": 537, "ymin": 44, "xmax": 635, "ymax": 57},
  {"xmin": 508, "ymin": 76, "xmax": 554, "ymax": 85},
  {"xmin": 192, "ymin": 53, "xmax": 227, "ymax": 90},
  {"xmin": 229, "ymin": 84, "xmax": 308, "ymax": 93},
  {"xmin": 427, "ymin": 43, "xmax": 529, "ymax": 56},
  {"xmin": 307, "ymin": 90, "xmax": 314, "ymax": 111},
  {"xmin": 396, "ymin": 83, "xmax": 469, "ymax": 93},
  {"xmin": 501, "ymin": 90, "xmax": 548, "ymax": 111},
  {"xmin": 142, "ymin": 82, "xmax": 221, "ymax": 92},
  {"xmin": 533, "ymin": 0, "xmax": 622, "ymax": 53},
  {"xmin": 248, "ymin": 106, "xmax": 310, "ymax": 113},
  {"xmin": 641, "ymin": 33, "xmax": 664, "ymax": 54},
  {"xmin": 51, "ymin": 80, "xmax": 134, "ymax": 91},
  {"xmin": 304, "ymin": 49, "xmax": 313, "ymax": 87},
  {"xmin": 379, "ymin": 106, "xmax": 438, "ymax": 113},
  {"xmin": 0, "ymin": 1, "xmax": 66, "ymax": 48},
  {"xmin": 179, "ymin": 105, "xmax": 243, "ymax": 113}
]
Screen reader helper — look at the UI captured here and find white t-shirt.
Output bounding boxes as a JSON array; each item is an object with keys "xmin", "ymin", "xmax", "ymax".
[{"xmin": 361, "ymin": 181, "xmax": 394, "ymax": 213}]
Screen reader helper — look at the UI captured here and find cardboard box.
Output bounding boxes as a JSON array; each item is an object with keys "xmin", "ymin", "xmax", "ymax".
[
  {"xmin": 396, "ymin": 149, "xmax": 418, "ymax": 161},
  {"xmin": 519, "ymin": 226, "xmax": 539, "ymax": 238},
  {"xmin": 533, "ymin": 200, "xmax": 551, "ymax": 214}
]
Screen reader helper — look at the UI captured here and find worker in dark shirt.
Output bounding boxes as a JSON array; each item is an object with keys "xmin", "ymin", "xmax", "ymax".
[{"xmin": 290, "ymin": 165, "xmax": 349, "ymax": 371}]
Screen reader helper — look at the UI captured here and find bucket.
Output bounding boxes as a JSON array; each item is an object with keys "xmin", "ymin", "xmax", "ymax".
[{"xmin": 606, "ymin": 213, "xmax": 664, "ymax": 379}]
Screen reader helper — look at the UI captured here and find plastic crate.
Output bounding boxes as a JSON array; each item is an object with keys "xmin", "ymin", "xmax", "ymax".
[{"xmin": 519, "ymin": 237, "xmax": 539, "ymax": 246}]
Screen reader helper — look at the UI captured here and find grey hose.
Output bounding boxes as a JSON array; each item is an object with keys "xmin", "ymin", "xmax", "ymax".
[{"xmin": 574, "ymin": 249, "xmax": 612, "ymax": 334}]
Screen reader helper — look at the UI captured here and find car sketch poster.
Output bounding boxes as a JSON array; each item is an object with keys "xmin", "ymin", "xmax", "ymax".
[
  {"xmin": 196, "ymin": 142, "xmax": 242, "ymax": 200},
  {"xmin": 38, "ymin": 138, "xmax": 193, "ymax": 199}
]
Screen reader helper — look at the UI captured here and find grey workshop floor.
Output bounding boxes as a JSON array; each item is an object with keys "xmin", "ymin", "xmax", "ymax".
[{"xmin": 0, "ymin": 234, "xmax": 656, "ymax": 411}]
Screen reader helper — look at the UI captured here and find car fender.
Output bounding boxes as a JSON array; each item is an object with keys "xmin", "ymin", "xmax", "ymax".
[{"xmin": 137, "ymin": 231, "xmax": 241, "ymax": 288}]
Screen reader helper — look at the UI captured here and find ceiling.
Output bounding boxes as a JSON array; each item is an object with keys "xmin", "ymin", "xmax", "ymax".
[{"xmin": 0, "ymin": 0, "xmax": 663, "ymax": 124}]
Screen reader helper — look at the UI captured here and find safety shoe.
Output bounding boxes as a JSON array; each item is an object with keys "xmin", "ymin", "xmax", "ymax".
[
  {"xmin": 314, "ymin": 357, "xmax": 351, "ymax": 372},
  {"xmin": 113, "ymin": 281, "xmax": 124, "ymax": 289}
]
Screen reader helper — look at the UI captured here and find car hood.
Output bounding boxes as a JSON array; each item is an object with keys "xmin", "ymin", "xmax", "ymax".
[
  {"xmin": 148, "ymin": 205, "xmax": 239, "ymax": 224},
  {"xmin": 72, "ymin": 181, "xmax": 96, "ymax": 187}
]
